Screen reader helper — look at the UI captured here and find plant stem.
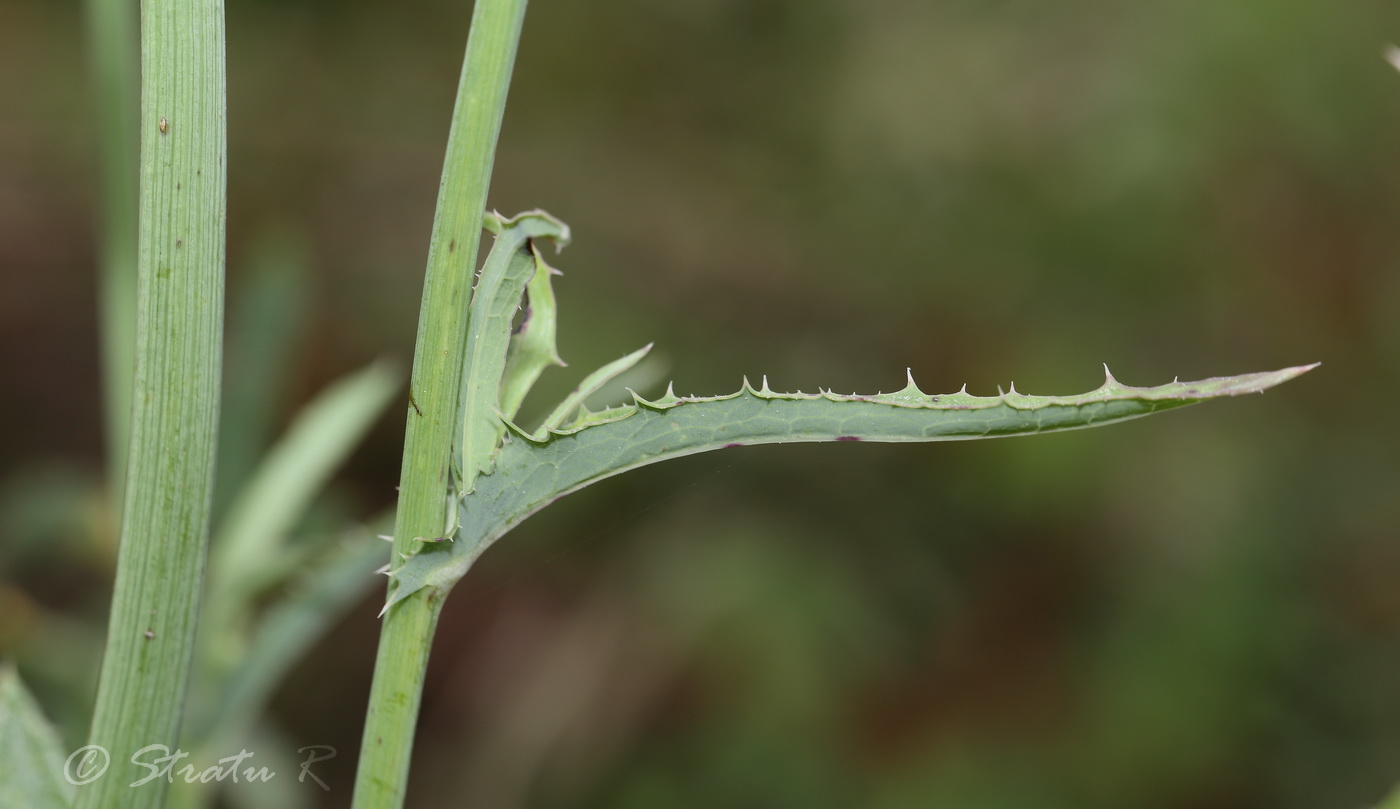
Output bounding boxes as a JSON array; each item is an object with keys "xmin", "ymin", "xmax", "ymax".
[
  {"xmin": 75, "ymin": 0, "xmax": 227, "ymax": 805},
  {"xmin": 352, "ymin": 1, "xmax": 530, "ymax": 807},
  {"xmin": 85, "ymin": 0, "xmax": 139, "ymax": 505}
]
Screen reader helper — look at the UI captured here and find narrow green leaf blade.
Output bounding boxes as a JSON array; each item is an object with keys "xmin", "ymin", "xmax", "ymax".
[
  {"xmin": 215, "ymin": 230, "xmax": 312, "ymax": 519},
  {"xmin": 386, "ymin": 364, "xmax": 1316, "ymax": 610},
  {"xmin": 210, "ymin": 360, "xmax": 400, "ymax": 604},
  {"xmin": 534, "ymin": 343, "xmax": 653, "ymax": 436},
  {"xmin": 202, "ymin": 361, "xmax": 399, "ymax": 680},
  {"xmin": 195, "ymin": 527, "xmax": 387, "ymax": 751},
  {"xmin": 0, "ymin": 664, "xmax": 74, "ymax": 809}
]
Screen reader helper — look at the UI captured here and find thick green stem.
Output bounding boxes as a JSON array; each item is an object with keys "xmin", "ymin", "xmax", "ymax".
[
  {"xmin": 75, "ymin": 0, "xmax": 227, "ymax": 806},
  {"xmin": 352, "ymin": 1, "xmax": 530, "ymax": 807},
  {"xmin": 85, "ymin": 0, "xmax": 140, "ymax": 503},
  {"xmin": 352, "ymin": 585, "xmax": 451, "ymax": 807}
]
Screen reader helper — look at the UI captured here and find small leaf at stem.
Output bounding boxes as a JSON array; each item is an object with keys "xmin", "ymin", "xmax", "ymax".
[
  {"xmin": 498, "ymin": 244, "xmax": 567, "ymax": 421},
  {"xmin": 456, "ymin": 211, "xmax": 569, "ymax": 494}
]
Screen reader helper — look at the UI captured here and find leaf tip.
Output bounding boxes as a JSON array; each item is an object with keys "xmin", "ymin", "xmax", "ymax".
[
  {"xmin": 1259, "ymin": 361, "xmax": 1321, "ymax": 389},
  {"xmin": 1220, "ymin": 362, "xmax": 1320, "ymax": 396}
]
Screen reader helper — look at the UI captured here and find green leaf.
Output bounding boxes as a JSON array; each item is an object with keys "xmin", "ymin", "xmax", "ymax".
[
  {"xmin": 194, "ymin": 525, "xmax": 388, "ymax": 751},
  {"xmin": 530, "ymin": 343, "xmax": 653, "ymax": 437},
  {"xmin": 0, "ymin": 664, "xmax": 74, "ymax": 809},
  {"xmin": 498, "ymin": 244, "xmax": 566, "ymax": 421},
  {"xmin": 215, "ymin": 230, "xmax": 312, "ymax": 519},
  {"xmin": 456, "ymin": 211, "xmax": 570, "ymax": 493},
  {"xmin": 203, "ymin": 361, "xmax": 399, "ymax": 672},
  {"xmin": 385, "ymin": 363, "xmax": 1316, "ymax": 610}
]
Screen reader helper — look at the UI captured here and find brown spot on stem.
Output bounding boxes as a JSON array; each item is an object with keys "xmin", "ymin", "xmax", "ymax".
[
  {"xmin": 408, "ymin": 391, "xmax": 423, "ymax": 417},
  {"xmin": 723, "ymin": 443, "xmax": 744, "ymax": 449},
  {"xmin": 449, "ymin": 239, "xmax": 456, "ymax": 253},
  {"xmin": 835, "ymin": 435, "xmax": 861, "ymax": 442}
]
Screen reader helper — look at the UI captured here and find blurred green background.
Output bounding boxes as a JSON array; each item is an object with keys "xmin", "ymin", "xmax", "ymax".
[{"xmin": 3, "ymin": 0, "xmax": 1400, "ymax": 807}]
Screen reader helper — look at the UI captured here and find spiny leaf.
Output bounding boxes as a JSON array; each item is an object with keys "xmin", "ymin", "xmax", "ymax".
[
  {"xmin": 499, "ymin": 243, "xmax": 566, "ymax": 421},
  {"xmin": 527, "ymin": 343, "xmax": 653, "ymax": 438},
  {"xmin": 557, "ymin": 403, "xmax": 640, "ymax": 433},
  {"xmin": 456, "ymin": 210, "xmax": 569, "ymax": 493},
  {"xmin": 384, "ymin": 363, "xmax": 1316, "ymax": 610}
]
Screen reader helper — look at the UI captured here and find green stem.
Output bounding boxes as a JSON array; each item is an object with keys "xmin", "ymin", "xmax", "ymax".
[
  {"xmin": 75, "ymin": 0, "xmax": 227, "ymax": 806},
  {"xmin": 351, "ymin": 1, "xmax": 530, "ymax": 807},
  {"xmin": 85, "ymin": 0, "xmax": 139, "ymax": 505}
]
